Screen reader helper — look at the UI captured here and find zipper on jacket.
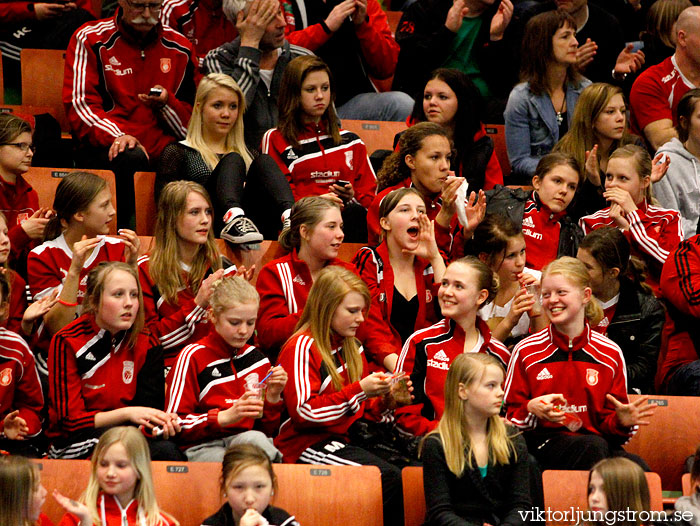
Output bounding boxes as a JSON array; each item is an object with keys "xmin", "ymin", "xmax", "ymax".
[
  {"xmin": 141, "ymin": 50, "xmax": 145, "ymax": 60},
  {"xmin": 568, "ymin": 338, "xmax": 573, "ymax": 359}
]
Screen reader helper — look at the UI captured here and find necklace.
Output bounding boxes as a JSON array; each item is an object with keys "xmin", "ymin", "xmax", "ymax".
[{"xmin": 555, "ymin": 94, "xmax": 566, "ymax": 126}]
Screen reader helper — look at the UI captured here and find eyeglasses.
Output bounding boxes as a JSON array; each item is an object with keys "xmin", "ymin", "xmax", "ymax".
[
  {"xmin": 0, "ymin": 142, "xmax": 36, "ymax": 153},
  {"xmin": 123, "ymin": 0, "xmax": 162, "ymax": 11}
]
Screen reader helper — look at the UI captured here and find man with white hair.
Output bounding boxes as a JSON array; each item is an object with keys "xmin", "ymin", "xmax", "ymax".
[
  {"xmin": 203, "ymin": 0, "xmax": 313, "ymax": 148},
  {"xmin": 630, "ymin": 5, "xmax": 700, "ymax": 150},
  {"xmin": 63, "ymin": 0, "xmax": 199, "ymax": 228}
]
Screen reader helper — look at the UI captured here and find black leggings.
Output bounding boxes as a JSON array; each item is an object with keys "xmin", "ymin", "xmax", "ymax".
[{"xmin": 207, "ymin": 153, "xmax": 294, "ymax": 238}]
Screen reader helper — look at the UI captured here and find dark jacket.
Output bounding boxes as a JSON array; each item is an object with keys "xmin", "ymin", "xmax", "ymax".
[
  {"xmin": 606, "ymin": 277, "xmax": 665, "ymax": 395},
  {"xmin": 392, "ymin": 0, "xmax": 512, "ymax": 100},
  {"xmin": 485, "ymin": 185, "xmax": 583, "ymax": 259},
  {"xmin": 202, "ymin": 503, "xmax": 298, "ymax": 526},
  {"xmin": 422, "ymin": 430, "xmax": 531, "ymax": 526}
]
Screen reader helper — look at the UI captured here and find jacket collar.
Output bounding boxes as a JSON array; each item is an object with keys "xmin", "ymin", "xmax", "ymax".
[{"xmin": 549, "ymin": 322, "xmax": 590, "ymax": 351}]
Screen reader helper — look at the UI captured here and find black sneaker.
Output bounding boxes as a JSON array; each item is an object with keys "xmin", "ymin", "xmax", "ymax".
[{"xmin": 220, "ymin": 215, "xmax": 263, "ymax": 244}]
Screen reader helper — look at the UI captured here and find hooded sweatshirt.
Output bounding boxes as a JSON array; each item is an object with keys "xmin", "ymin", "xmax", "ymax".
[{"xmin": 654, "ymin": 138, "xmax": 700, "ymax": 239}]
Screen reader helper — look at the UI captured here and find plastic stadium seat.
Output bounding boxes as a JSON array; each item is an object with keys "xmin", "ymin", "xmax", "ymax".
[{"xmin": 20, "ymin": 49, "xmax": 67, "ymax": 131}]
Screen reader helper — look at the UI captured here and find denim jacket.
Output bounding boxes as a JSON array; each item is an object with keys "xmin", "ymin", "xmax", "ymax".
[{"xmin": 504, "ymin": 78, "xmax": 591, "ymax": 178}]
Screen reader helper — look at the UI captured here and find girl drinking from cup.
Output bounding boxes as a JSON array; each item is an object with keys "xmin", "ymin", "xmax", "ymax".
[
  {"xmin": 370, "ymin": 122, "xmax": 486, "ymax": 257},
  {"xmin": 579, "ymin": 144, "xmax": 682, "ymax": 296},
  {"xmin": 577, "ymin": 227, "xmax": 665, "ymax": 394},
  {"xmin": 27, "ymin": 172, "xmax": 140, "ymax": 377},
  {"xmin": 261, "ymin": 55, "xmax": 377, "ymax": 242},
  {"xmin": 202, "ymin": 443, "xmax": 299, "ymax": 526},
  {"xmin": 504, "ymin": 257, "xmax": 655, "ymax": 470},
  {"xmin": 394, "ymin": 257, "xmax": 511, "ymax": 438},
  {"xmin": 275, "ymin": 265, "xmax": 406, "ymax": 526},
  {"xmin": 48, "ymin": 262, "xmax": 179, "ymax": 459},
  {"xmin": 256, "ymin": 196, "xmax": 397, "ymax": 369},
  {"xmin": 0, "ymin": 455, "xmax": 49, "ymax": 526},
  {"xmin": 421, "ymin": 353, "xmax": 531, "ymax": 526},
  {"xmin": 139, "ymin": 181, "xmax": 243, "ymax": 368},
  {"xmin": 466, "ymin": 214, "xmax": 547, "ymax": 347},
  {"xmin": 53, "ymin": 426, "xmax": 178, "ymax": 526},
  {"xmin": 353, "ymin": 187, "xmax": 444, "ymax": 347},
  {"xmin": 166, "ymin": 275, "xmax": 287, "ymax": 462},
  {"xmin": 486, "ymin": 151, "xmax": 584, "ymax": 271}
]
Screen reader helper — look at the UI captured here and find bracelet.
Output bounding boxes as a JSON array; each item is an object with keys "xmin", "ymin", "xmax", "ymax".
[
  {"xmin": 320, "ymin": 20, "xmax": 332, "ymax": 34},
  {"xmin": 58, "ymin": 299, "xmax": 78, "ymax": 307}
]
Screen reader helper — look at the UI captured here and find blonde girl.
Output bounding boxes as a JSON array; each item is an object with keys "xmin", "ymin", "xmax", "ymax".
[
  {"xmin": 166, "ymin": 275, "xmax": 286, "ymax": 462},
  {"xmin": 467, "ymin": 214, "xmax": 547, "ymax": 346},
  {"xmin": 0, "ymin": 452, "xmax": 48, "ymax": 526},
  {"xmin": 587, "ymin": 457, "xmax": 651, "ymax": 526},
  {"xmin": 54, "ymin": 427, "xmax": 178, "ymax": 526},
  {"xmin": 421, "ymin": 353, "xmax": 530, "ymax": 526},
  {"xmin": 275, "ymin": 266, "xmax": 405, "ymax": 526},
  {"xmin": 139, "ymin": 180, "xmax": 246, "ymax": 368},
  {"xmin": 157, "ymin": 73, "xmax": 294, "ymax": 242},
  {"xmin": 504, "ymin": 257, "xmax": 655, "ymax": 470},
  {"xmin": 579, "ymin": 144, "xmax": 681, "ymax": 296},
  {"xmin": 202, "ymin": 444, "xmax": 299, "ymax": 526}
]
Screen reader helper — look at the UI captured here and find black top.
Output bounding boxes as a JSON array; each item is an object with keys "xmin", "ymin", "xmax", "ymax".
[
  {"xmin": 391, "ymin": 287, "xmax": 419, "ymax": 344},
  {"xmin": 422, "ymin": 431, "xmax": 531, "ymax": 526},
  {"xmin": 202, "ymin": 503, "xmax": 299, "ymax": 526}
]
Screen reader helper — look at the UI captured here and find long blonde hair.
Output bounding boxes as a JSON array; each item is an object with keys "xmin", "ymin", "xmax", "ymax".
[
  {"xmin": 187, "ymin": 73, "xmax": 253, "ymax": 170},
  {"xmin": 0, "ymin": 455, "xmax": 40, "ymax": 526},
  {"xmin": 294, "ymin": 266, "xmax": 368, "ymax": 390},
  {"xmin": 150, "ymin": 181, "xmax": 222, "ymax": 304},
  {"xmin": 554, "ymin": 83, "xmax": 637, "ymax": 168},
  {"xmin": 83, "ymin": 427, "xmax": 178, "ymax": 526},
  {"xmin": 425, "ymin": 353, "xmax": 516, "ymax": 475},
  {"xmin": 541, "ymin": 257, "xmax": 604, "ymax": 326}
]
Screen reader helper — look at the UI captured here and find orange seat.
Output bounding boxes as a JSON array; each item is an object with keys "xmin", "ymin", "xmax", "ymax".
[
  {"xmin": 342, "ymin": 119, "xmax": 407, "ymax": 154},
  {"xmin": 386, "ymin": 10, "xmax": 402, "ymax": 37},
  {"xmin": 625, "ymin": 395, "xmax": 700, "ymax": 491},
  {"xmin": 683, "ymin": 473, "xmax": 696, "ymax": 496},
  {"xmin": 402, "ymin": 466, "xmax": 426, "ymax": 526},
  {"xmin": 20, "ymin": 49, "xmax": 68, "ymax": 132},
  {"xmin": 32, "ymin": 459, "xmax": 92, "ymax": 525},
  {"xmin": 485, "ymin": 124, "xmax": 510, "ymax": 177},
  {"xmin": 22, "ymin": 167, "xmax": 118, "ymax": 235},
  {"xmin": 134, "ymin": 171, "xmax": 156, "ymax": 236},
  {"xmin": 543, "ymin": 470, "xmax": 663, "ymax": 526}
]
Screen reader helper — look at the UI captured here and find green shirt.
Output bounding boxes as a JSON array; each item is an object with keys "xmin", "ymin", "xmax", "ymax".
[{"xmin": 442, "ymin": 16, "xmax": 491, "ymax": 97}]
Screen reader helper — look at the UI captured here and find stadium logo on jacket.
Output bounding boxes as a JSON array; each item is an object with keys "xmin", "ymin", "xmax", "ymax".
[
  {"xmin": 0, "ymin": 367, "xmax": 12, "ymax": 386},
  {"xmin": 161, "ymin": 58, "xmax": 172, "ymax": 73},
  {"xmin": 122, "ymin": 361, "xmax": 134, "ymax": 384},
  {"xmin": 586, "ymin": 368, "xmax": 599, "ymax": 386}
]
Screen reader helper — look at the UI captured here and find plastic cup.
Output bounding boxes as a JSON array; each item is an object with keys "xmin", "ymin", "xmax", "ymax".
[
  {"xmin": 391, "ymin": 373, "xmax": 412, "ymax": 406},
  {"xmin": 560, "ymin": 407, "xmax": 583, "ymax": 432},
  {"xmin": 525, "ymin": 283, "xmax": 542, "ymax": 316},
  {"xmin": 246, "ymin": 381, "xmax": 266, "ymax": 419}
]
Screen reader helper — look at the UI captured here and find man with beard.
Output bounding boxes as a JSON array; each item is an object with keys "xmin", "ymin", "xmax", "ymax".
[
  {"xmin": 63, "ymin": 0, "xmax": 199, "ymax": 228},
  {"xmin": 203, "ymin": 0, "xmax": 313, "ymax": 149}
]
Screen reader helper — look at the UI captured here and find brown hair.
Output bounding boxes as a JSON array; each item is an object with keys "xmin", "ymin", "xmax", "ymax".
[
  {"xmin": 277, "ymin": 55, "xmax": 341, "ymax": 148},
  {"xmin": 377, "ymin": 122, "xmax": 451, "ymax": 191},
  {"xmin": 83, "ymin": 261, "xmax": 145, "ymax": 347},
  {"xmin": 588, "ymin": 457, "xmax": 650, "ymax": 526},
  {"xmin": 534, "ymin": 151, "xmax": 583, "ymax": 186},
  {"xmin": 220, "ymin": 443, "xmax": 277, "ymax": 495},
  {"xmin": 676, "ymin": 87, "xmax": 700, "ymax": 142},
  {"xmin": 451, "ymin": 256, "xmax": 499, "ymax": 306},
  {"xmin": 0, "ymin": 455, "xmax": 40, "ymax": 526},
  {"xmin": 378, "ymin": 187, "xmax": 424, "ymax": 239},
  {"xmin": 465, "ymin": 214, "xmax": 523, "ymax": 272},
  {"xmin": 44, "ymin": 172, "xmax": 109, "ymax": 241},
  {"xmin": 520, "ymin": 9, "xmax": 582, "ymax": 95},
  {"xmin": 0, "ymin": 113, "xmax": 31, "ymax": 145},
  {"xmin": 643, "ymin": 0, "xmax": 692, "ymax": 48},
  {"xmin": 278, "ymin": 196, "xmax": 342, "ymax": 253}
]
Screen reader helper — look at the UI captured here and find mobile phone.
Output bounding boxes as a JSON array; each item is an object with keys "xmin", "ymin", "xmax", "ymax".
[
  {"xmin": 149, "ymin": 87, "xmax": 164, "ymax": 97},
  {"xmin": 337, "ymin": 180, "xmax": 350, "ymax": 187},
  {"xmin": 626, "ymin": 40, "xmax": 644, "ymax": 53}
]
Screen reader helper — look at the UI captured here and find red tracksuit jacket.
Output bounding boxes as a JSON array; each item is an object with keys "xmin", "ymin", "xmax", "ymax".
[
  {"xmin": 274, "ymin": 330, "xmax": 388, "ymax": 462},
  {"xmin": 580, "ymin": 200, "xmax": 682, "ymax": 295},
  {"xmin": 63, "ymin": 10, "xmax": 199, "ymax": 160},
  {"xmin": 503, "ymin": 323, "xmax": 633, "ymax": 440},
  {"xmin": 0, "ymin": 327, "xmax": 43, "ymax": 437},
  {"xmin": 255, "ymin": 249, "xmax": 397, "ymax": 364},
  {"xmin": 166, "ymin": 329, "xmax": 283, "ymax": 449},
  {"xmin": 58, "ymin": 494, "xmax": 177, "ymax": 526},
  {"xmin": 138, "ymin": 255, "xmax": 238, "ymax": 367},
  {"xmin": 0, "ymin": 175, "xmax": 39, "ymax": 268},
  {"xmin": 353, "ymin": 241, "xmax": 440, "ymax": 348},
  {"xmin": 261, "ymin": 123, "xmax": 377, "ymax": 209},
  {"xmin": 48, "ymin": 314, "xmax": 164, "ymax": 438},
  {"xmin": 394, "ymin": 317, "xmax": 510, "ymax": 437}
]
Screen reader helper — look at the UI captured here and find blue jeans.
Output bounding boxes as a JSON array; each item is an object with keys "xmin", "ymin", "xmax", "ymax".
[
  {"xmin": 667, "ymin": 360, "xmax": 700, "ymax": 395},
  {"xmin": 337, "ymin": 91, "xmax": 414, "ymax": 122}
]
